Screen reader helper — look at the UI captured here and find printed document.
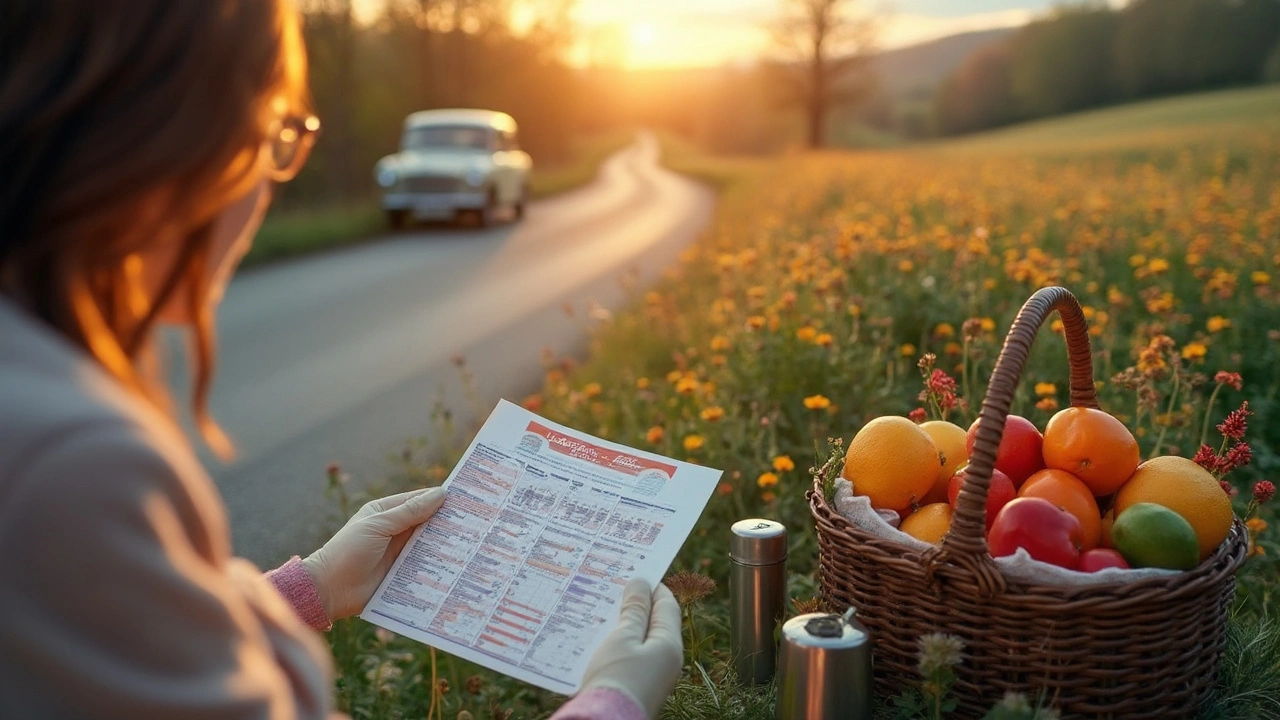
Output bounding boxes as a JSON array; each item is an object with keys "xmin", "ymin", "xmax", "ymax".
[{"xmin": 361, "ymin": 399, "xmax": 722, "ymax": 694}]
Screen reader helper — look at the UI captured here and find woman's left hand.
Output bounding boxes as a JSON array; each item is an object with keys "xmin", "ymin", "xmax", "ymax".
[{"xmin": 301, "ymin": 487, "xmax": 446, "ymax": 619}]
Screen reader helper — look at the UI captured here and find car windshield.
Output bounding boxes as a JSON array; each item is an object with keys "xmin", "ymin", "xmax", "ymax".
[{"xmin": 402, "ymin": 125, "xmax": 493, "ymax": 151}]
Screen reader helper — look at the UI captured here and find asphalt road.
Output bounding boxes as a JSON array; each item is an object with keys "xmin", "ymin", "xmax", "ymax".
[{"xmin": 175, "ymin": 133, "xmax": 715, "ymax": 568}]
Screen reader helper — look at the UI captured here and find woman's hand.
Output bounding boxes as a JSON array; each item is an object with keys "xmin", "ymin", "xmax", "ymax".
[
  {"xmin": 300, "ymin": 487, "xmax": 446, "ymax": 620},
  {"xmin": 577, "ymin": 578, "xmax": 684, "ymax": 719}
]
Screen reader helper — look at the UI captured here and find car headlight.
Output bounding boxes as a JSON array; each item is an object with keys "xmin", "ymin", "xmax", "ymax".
[
  {"xmin": 376, "ymin": 166, "xmax": 398, "ymax": 188},
  {"xmin": 465, "ymin": 168, "xmax": 485, "ymax": 188}
]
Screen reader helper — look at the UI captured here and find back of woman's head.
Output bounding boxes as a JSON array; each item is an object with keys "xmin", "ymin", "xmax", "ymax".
[{"xmin": 0, "ymin": 0, "xmax": 308, "ymax": 452}]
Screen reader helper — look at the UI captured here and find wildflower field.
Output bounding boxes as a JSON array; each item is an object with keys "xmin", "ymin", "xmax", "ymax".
[{"xmin": 328, "ymin": 86, "xmax": 1280, "ymax": 719}]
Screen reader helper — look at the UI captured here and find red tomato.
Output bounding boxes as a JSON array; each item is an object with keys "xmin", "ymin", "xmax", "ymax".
[
  {"xmin": 988, "ymin": 497, "xmax": 1083, "ymax": 569},
  {"xmin": 947, "ymin": 466, "xmax": 1016, "ymax": 532},
  {"xmin": 967, "ymin": 414, "xmax": 1046, "ymax": 487},
  {"xmin": 1078, "ymin": 548, "xmax": 1130, "ymax": 572}
]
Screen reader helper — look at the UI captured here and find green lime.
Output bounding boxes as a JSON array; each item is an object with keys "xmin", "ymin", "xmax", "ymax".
[{"xmin": 1111, "ymin": 502, "xmax": 1199, "ymax": 570}]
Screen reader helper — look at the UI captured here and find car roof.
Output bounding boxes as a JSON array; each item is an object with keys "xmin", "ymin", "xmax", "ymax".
[{"xmin": 404, "ymin": 109, "xmax": 516, "ymax": 132}]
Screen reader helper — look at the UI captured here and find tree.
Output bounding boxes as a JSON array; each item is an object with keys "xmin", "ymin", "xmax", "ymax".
[{"xmin": 770, "ymin": 0, "xmax": 877, "ymax": 149}]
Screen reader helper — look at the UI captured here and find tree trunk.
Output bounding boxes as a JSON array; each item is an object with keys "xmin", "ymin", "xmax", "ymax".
[{"xmin": 808, "ymin": 45, "xmax": 826, "ymax": 148}]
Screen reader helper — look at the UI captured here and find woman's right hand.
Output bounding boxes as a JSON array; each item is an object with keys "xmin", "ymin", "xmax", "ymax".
[{"xmin": 578, "ymin": 578, "xmax": 684, "ymax": 719}]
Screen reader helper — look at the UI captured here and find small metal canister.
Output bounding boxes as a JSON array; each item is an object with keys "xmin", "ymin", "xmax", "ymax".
[
  {"xmin": 729, "ymin": 518, "xmax": 788, "ymax": 686},
  {"xmin": 776, "ymin": 608, "xmax": 873, "ymax": 720}
]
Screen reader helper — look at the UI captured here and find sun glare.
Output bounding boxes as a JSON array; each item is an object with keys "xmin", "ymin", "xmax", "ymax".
[{"xmin": 629, "ymin": 22, "xmax": 657, "ymax": 48}]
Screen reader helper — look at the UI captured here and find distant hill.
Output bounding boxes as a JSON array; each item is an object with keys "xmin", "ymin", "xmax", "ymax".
[{"xmin": 870, "ymin": 27, "xmax": 1015, "ymax": 100}]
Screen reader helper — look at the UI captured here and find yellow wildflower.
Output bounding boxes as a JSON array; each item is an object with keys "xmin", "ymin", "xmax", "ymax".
[
  {"xmin": 796, "ymin": 326, "xmax": 818, "ymax": 342},
  {"xmin": 1034, "ymin": 382, "xmax": 1057, "ymax": 397},
  {"xmin": 710, "ymin": 335, "xmax": 732, "ymax": 352},
  {"xmin": 757, "ymin": 472, "xmax": 779, "ymax": 489},
  {"xmin": 675, "ymin": 377, "xmax": 700, "ymax": 395},
  {"xmin": 665, "ymin": 370, "xmax": 682, "ymax": 383},
  {"xmin": 1181, "ymin": 342, "xmax": 1207, "ymax": 361},
  {"xmin": 1206, "ymin": 316, "xmax": 1232, "ymax": 333},
  {"xmin": 746, "ymin": 315, "xmax": 766, "ymax": 330},
  {"xmin": 803, "ymin": 395, "xmax": 831, "ymax": 410},
  {"xmin": 934, "ymin": 322, "xmax": 955, "ymax": 338},
  {"xmin": 980, "ymin": 317, "xmax": 996, "ymax": 332},
  {"xmin": 646, "ymin": 426, "xmax": 664, "ymax": 444},
  {"xmin": 683, "ymin": 435, "xmax": 705, "ymax": 452},
  {"xmin": 1251, "ymin": 270, "xmax": 1271, "ymax": 285},
  {"xmin": 1146, "ymin": 258, "xmax": 1170, "ymax": 274},
  {"xmin": 700, "ymin": 406, "xmax": 725, "ymax": 422},
  {"xmin": 773, "ymin": 455, "xmax": 795, "ymax": 472},
  {"xmin": 636, "ymin": 377, "xmax": 650, "ymax": 389},
  {"xmin": 1246, "ymin": 517, "xmax": 1268, "ymax": 532},
  {"xmin": 944, "ymin": 342, "xmax": 962, "ymax": 355},
  {"xmin": 983, "ymin": 278, "xmax": 997, "ymax": 290},
  {"xmin": 900, "ymin": 343, "xmax": 917, "ymax": 357},
  {"xmin": 848, "ymin": 304, "xmax": 862, "ymax": 317},
  {"xmin": 1036, "ymin": 398, "xmax": 1059, "ymax": 411},
  {"xmin": 761, "ymin": 491, "xmax": 777, "ymax": 503},
  {"xmin": 898, "ymin": 259, "xmax": 915, "ymax": 272},
  {"xmin": 815, "ymin": 332, "xmax": 834, "ymax": 347},
  {"xmin": 583, "ymin": 382, "xmax": 602, "ymax": 398}
]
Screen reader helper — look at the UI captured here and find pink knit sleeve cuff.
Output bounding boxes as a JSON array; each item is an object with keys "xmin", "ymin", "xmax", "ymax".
[
  {"xmin": 548, "ymin": 687, "xmax": 647, "ymax": 720},
  {"xmin": 265, "ymin": 556, "xmax": 332, "ymax": 631}
]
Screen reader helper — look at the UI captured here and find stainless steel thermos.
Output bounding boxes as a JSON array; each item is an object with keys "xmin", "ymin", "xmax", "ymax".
[
  {"xmin": 729, "ymin": 518, "xmax": 788, "ymax": 685},
  {"xmin": 775, "ymin": 608, "xmax": 874, "ymax": 720}
]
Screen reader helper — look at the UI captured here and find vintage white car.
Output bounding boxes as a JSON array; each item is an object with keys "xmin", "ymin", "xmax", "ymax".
[{"xmin": 374, "ymin": 109, "xmax": 532, "ymax": 228}]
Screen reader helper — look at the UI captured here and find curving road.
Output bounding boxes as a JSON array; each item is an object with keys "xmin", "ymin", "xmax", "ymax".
[{"xmin": 174, "ymin": 132, "xmax": 714, "ymax": 567}]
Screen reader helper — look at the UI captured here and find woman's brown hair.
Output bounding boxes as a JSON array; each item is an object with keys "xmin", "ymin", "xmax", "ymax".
[{"xmin": 0, "ymin": 0, "xmax": 309, "ymax": 456}]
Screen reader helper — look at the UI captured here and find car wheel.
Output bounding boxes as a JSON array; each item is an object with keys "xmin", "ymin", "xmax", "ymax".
[
  {"xmin": 515, "ymin": 186, "xmax": 529, "ymax": 220},
  {"xmin": 387, "ymin": 209, "xmax": 408, "ymax": 230},
  {"xmin": 476, "ymin": 189, "xmax": 498, "ymax": 228}
]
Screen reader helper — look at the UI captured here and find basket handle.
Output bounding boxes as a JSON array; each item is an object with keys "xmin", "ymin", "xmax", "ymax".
[{"xmin": 938, "ymin": 286, "xmax": 1099, "ymax": 566}]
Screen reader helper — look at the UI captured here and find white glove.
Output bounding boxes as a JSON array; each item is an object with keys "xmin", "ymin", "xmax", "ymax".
[
  {"xmin": 301, "ymin": 487, "xmax": 446, "ymax": 620},
  {"xmin": 579, "ymin": 578, "xmax": 684, "ymax": 719}
]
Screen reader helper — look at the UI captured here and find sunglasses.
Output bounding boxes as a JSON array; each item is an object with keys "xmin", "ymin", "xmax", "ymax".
[{"xmin": 266, "ymin": 113, "xmax": 321, "ymax": 181}]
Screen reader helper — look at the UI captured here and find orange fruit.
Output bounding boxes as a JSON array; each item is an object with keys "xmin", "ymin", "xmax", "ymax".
[
  {"xmin": 1042, "ymin": 407, "xmax": 1140, "ymax": 496},
  {"xmin": 1018, "ymin": 469, "xmax": 1103, "ymax": 550},
  {"xmin": 919, "ymin": 420, "xmax": 969, "ymax": 505},
  {"xmin": 1114, "ymin": 455, "xmax": 1234, "ymax": 561},
  {"xmin": 842, "ymin": 416, "xmax": 940, "ymax": 511},
  {"xmin": 899, "ymin": 503, "xmax": 954, "ymax": 544}
]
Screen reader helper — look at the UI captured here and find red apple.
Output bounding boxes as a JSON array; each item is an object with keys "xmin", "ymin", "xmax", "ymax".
[
  {"xmin": 947, "ymin": 466, "xmax": 1016, "ymax": 532},
  {"xmin": 966, "ymin": 414, "xmax": 1045, "ymax": 487},
  {"xmin": 1078, "ymin": 548, "xmax": 1130, "ymax": 572},
  {"xmin": 988, "ymin": 497, "xmax": 1083, "ymax": 570}
]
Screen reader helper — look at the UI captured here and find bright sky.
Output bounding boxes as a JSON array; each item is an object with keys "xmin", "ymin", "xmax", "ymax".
[
  {"xmin": 570, "ymin": 0, "xmax": 1066, "ymax": 69},
  {"xmin": 351, "ymin": 1, "xmax": 1107, "ymax": 70}
]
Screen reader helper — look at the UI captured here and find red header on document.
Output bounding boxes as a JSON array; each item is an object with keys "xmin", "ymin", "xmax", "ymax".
[{"xmin": 527, "ymin": 421, "xmax": 678, "ymax": 477}]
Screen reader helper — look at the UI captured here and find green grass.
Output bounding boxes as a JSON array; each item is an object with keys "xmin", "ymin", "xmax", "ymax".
[
  {"xmin": 933, "ymin": 84, "xmax": 1280, "ymax": 154},
  {"xmin": 656, "ymin": 132, "xmax": 770, "ymax": 192},
  {"xmin": 245, "ymin": 130, "xmax": 637, "ymax": 268},
  {"xmin": 245, "ymin": 203, "xmax": 385, "ymax": 267}
]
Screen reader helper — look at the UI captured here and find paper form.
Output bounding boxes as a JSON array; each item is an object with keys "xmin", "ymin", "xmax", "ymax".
[{"xmin": 360, "ymin": 399, "xmax": 722, "ymax": 694}]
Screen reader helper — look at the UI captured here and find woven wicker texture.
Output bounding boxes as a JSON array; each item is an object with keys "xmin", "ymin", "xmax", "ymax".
[{"xmin": 810, "ymin": 286, "xmax": 1249, "ymax": 718}]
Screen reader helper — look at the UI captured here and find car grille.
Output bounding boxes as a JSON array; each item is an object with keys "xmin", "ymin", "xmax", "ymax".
[{"xmin": 401, "ymin": 175, "xmax": 463, "ymax": 193}]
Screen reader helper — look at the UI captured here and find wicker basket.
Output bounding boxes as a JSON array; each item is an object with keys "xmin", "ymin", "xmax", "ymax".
[{"xmin": 809, "ymin": 286, "xmax": 1249, "ymax": 719}]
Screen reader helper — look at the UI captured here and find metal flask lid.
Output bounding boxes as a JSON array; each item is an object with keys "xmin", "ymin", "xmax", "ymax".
[
  {"xmin": 730, "ymin": 518, "xmax": 787, "ymax": 565},
  {"xmin": 782, "ymin": 608, "xmax": 870, "ymax": 650},
  {"xmin": 777, "ymin": 608, "xmax": 873, "ymax": 720}
]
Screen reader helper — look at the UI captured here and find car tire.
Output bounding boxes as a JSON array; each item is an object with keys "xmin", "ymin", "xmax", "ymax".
[
  {"xmin": 515, "ymin": 186, "xmax": 529, "ymax": 220},
  {"xmin": 387, "ymin": 209, "xmax": 408, "ymax": 230},
  {"xmin": 477, "ymin": 189, "xmax": 498, "ymax": 228}
]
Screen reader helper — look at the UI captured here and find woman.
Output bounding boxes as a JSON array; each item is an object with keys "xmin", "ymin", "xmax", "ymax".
[{"xmin": 0, "ymin": 2, "xmax": 681, "ymax": 718}]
